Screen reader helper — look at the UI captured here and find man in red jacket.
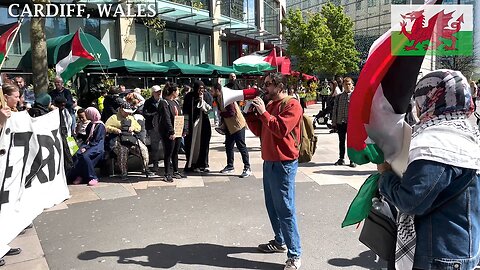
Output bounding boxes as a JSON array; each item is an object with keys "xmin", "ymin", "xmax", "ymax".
[{"xmin": 246, "ymin": 72, "xmax": 303, "ymax": 270}]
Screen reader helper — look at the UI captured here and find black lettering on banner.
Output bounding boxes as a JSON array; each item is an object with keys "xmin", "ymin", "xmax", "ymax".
[
  {"xmin": 12, "ymin": 132, "xmax": 33, "ymax": 189},
  {"xmin": 1, "ymin": 133, "xmax": 24, "ymax": 209},
  {"xmin": 25, "ymin": 133, "xmax": 59, "ymax": 187},
  {"xmin": 0, "ymin": 129, "xmax": 61, "ymax": 209}
]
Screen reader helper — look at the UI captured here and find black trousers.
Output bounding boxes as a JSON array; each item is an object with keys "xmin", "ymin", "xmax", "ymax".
[
  {"xmin": 225, "ymin": 127, "xmax": 250, "ymax": 169},
  {"xmin": 337, "ymin": 123, "xmax": 347, "ymax": 160},
  {"xmin": 163, "ymin": 136, "xmax": 181, "ymax": 176}
]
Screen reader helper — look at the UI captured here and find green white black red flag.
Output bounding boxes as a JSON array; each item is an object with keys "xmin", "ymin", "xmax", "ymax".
[{"xmin": 55, "ymin": 30, "xmax": 95, "ymax": 81}]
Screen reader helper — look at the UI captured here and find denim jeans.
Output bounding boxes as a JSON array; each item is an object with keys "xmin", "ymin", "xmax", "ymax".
[
  {"xmin": 263, "ymin": 160, "xmax": 302, "ymax": 258},
  {"xmin": 225, "ymin": 127, "xmax": 250, "ymax": 169}
]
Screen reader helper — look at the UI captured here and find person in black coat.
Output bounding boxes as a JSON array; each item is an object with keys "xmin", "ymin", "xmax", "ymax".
[
  {"xmin": 158, "ymin": 83, "xmax": 185, "ymax": 182},
  {"xmin": 182, "ymin": 80, "xmax": 213, "ymax": 173}
]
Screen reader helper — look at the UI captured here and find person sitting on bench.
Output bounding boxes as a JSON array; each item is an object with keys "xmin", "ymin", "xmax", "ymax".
[
  {"xmin": 70, "ymin": 107, "xmax": 106, "ymax": 186},
  {"xmin": 105, "ymin": 103, "xmax": 153, "ymax": 180}
]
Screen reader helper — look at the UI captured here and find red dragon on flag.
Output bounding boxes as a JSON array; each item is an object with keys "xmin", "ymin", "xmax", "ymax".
[{"xmin": 393, "ymin": 4, "xmax": 472, "ymax": 56}]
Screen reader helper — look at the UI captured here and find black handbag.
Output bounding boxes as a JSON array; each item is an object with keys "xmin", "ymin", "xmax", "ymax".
[
  {"xmin": 120, "ymin": 132, "xmax": 137, "ymax": 146},
  {"xmin": 359, "ymin": 206, "xmax": 397, "ymax": 261},
  {"xmin": 119, "ymin": 119, "xmax": 137, "ymax": 146}
]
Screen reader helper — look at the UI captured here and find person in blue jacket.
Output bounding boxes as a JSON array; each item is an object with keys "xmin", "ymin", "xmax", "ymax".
[
  {"xmin": 70, "ymin": 107, "xmax": 106, "ymax": 186},
  {"xmin": 378, "ymin": 70, "xmax": 480, "ymax": 270}
]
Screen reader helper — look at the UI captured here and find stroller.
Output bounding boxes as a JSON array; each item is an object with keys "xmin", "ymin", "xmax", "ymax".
[{"xmin": 313, "ymin": 97, "xmax": 334, "ymax": 129}]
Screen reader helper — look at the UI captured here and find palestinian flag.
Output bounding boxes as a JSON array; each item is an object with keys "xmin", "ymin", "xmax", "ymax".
[
  {"xmin": 55, "ymin": 30, "xmax": 95, "ymax": 82},
  {"xmin": 233, "ymin": 49, "xmax": 277, "ymax": 74},
  {"xmin": 0, "ymin": 22, "xmax": 20, "ymax": 64},
  {"xmin": 347, "ymin": 0, "xmax": 443, "ymax": 174}
]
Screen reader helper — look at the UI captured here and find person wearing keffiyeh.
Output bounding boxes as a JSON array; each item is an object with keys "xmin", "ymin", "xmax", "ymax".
[
  {"xmin": 378, "ymin": 70, "xmax": 480, "ymax": 270},
  {"xmin": 69, "ymin": 107, "xmax": 106, "ymax": 186}
]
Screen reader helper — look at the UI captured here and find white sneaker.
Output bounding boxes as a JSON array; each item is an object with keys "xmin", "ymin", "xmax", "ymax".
[{"xmin": 284, "ymin": 257, "xmax": 301, "ymax": 270}]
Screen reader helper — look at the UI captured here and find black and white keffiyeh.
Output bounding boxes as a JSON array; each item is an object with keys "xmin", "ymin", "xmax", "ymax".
[{"xmin": 395, "ymin": 70, "xmax": 480, "ymax": 270}]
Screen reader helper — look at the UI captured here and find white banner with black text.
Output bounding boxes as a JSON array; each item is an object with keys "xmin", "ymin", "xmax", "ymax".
[{"xmin": 0, "ymin": 110, "xmax": 70, "ymax": 257}]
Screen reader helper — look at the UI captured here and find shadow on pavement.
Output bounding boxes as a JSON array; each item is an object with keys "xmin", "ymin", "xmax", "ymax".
[
  {"xmin": 78, "ymin": 243, "xmax": 283, "ymax": 269},
  {"xmin": 328, "ymin": 250, "xmax": 387, "ymax": 269},
  {"xmin": 298, "ymin": 162, "xmax": 336, "ymax": 168},
  {"xmin": 313, "ymin": 169, "xmax": 377, "ymax": 176}
]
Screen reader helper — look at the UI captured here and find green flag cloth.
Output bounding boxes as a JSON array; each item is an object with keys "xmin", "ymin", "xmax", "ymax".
[{"xmin": 341, "ymin": 173, "xmax": 380, "ymax": 228}]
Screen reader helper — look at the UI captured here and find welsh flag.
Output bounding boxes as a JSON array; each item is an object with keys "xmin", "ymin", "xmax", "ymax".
[
  {"xmin": 233, "ymin": 49, "xmax": 277, "ymax": 74},
  {"xmin": 391, "ymin": 4, "xmax": 473, "ymax": 56},
  {"xmin": 347, "ymin": 0, "xmax": 444, "ymax": 174},
  {"xmin": 55, "ymin": 30, "xmax": 95, "ymax": 82},
  {"xmin": 0, "ymin": 22, "xmax": 20, "ymax": 64}
]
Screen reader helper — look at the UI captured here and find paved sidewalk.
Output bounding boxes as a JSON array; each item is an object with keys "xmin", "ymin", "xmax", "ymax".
[{"xmin": 4, "ymin": 103, "xmax": 385, "ymax": 270}]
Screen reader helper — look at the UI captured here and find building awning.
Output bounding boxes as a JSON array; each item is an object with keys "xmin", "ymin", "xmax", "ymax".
[
  {"xmin": 157, "ymin": 0, "xmax": 230, "ymax": 29},
  {"xmin": 196, "ymin": 63, "xmax": 240, "ymax": 76},
  {"xmin": 21, "ymin": 32, "xmax": 110, "ymax": 70},
  {"xmin": 157, "ymin": 60, "xmax": 213, "ymax": 76},
  {"xmin": 89, "ymin": 59, "xmax": 168, "ymax": 74}
]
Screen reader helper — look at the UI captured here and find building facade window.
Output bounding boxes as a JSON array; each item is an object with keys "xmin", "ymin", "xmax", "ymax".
[
  {"xmin": 135, "ymin": 24, "xmax": 149, "ymax": 61},
  {"xmin": 264, "ymin": 0, "xmax": 280, "ymax": 35},
  {"xmin": 222, "ymin": 0, "xmax": 257, "ymax": 26},
  {"xmin": 221, "ymin": 0, "xmax": 244, "ymax": 21},
  {"xmin": 99, "ymin": 19, "xmax": 118, "ymax": 59},
  {"xmin": 176, "ymin": 32, "xmax": 188, "ymax": 64},
  {"xmin": 150, "ymin": 30, "xmax": 164, "ymax": 63},
  {"xmin": 356, "ymin": 0, "xmax": 362, "ymax": 10},
  {"xmin": 133, "ymin": 25, "xmax": 211, "ymax": 65},
  {"xmin": 199, "ymin": 35, "xmax": 211, "ymax": 63},
  {"xmin": 189, "ymin": 34, "xmax": 200, "ymax": 65},
  {"xmin": 164, "ymin": 30, "xmax": 176, "ymax": 61},
  {"xmin": 367, "ymin": 0, "xmax": 377, "ymax": 7}
]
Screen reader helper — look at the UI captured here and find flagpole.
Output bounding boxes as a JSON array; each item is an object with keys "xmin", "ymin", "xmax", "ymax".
[
  {"xmin": 0, "ymin": 19, "xmax": 23, "ymax": 70},
  {"xmin": 79, "ymin": 27, "xmax": 105, "ymax": 75}
]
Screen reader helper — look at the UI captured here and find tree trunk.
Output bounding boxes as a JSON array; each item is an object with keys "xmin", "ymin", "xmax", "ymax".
[{"xmin": 30, "ymin": 0, "xmax": 49, "ymax": 96}]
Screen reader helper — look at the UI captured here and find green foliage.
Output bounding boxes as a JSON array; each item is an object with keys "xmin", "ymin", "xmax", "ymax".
[
  {"xmin": 281, "ymin": 2, "xmax": 359, "ymax": 77},
  {"xmin": 320, "ymin": 2, "xmax": 359, "ymax": 76},
  {"xmin": 97, "ymin": 75, "xmax": 115, "ymax": 91},
  {"xmin": 282, "ymin": 10, "xmax": 334, "ymax": 75},
  {"xmin": 139, "ymin": 17, "xmax": 165, "ymax": 37},
  {"xmin": 141, "ymin": 88, "xmax": 152, "ymax": 99}
]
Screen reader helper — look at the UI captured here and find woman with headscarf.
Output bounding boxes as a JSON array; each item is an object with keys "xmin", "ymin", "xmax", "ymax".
[
  {"xmin": 377, "ymin": 70, "xmax": 480, "ymax": 270},
  {"xmin": 182, "ymin": 80, "xmax": 213, "ymax": 173},
  {"xmin": 70, "ymin": 107, "xmax": 106, "ymax": 186}
]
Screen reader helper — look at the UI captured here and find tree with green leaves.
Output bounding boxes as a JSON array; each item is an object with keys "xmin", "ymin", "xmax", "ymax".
[
  {"xmin": 319, "ymin": 2, "xmax": 359, "ymax": 76},
  {"xmin": 282, "ymin": 2, "xmax": 359, "ymax": 77},
  {"xmin": 282, "ymin": 9, "xmax": 334, "ymax": 75}
]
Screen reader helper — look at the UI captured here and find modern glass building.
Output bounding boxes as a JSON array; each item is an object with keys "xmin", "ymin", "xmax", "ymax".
[
  {"xmin": 1, "ymin": 0, "xmax": 286, "ymax": 73},
  {"xmin": 286, "ymin": 0, "xmax": 479, "ymax": 74}
]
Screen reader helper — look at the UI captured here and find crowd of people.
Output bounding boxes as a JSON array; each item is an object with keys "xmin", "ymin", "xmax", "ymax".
[{"xmin": 1, "ymin": 69, "xmax": 480, "ymax": 270}]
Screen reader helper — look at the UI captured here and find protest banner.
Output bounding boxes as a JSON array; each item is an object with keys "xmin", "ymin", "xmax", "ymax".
[
  {"xmin": 174, "ymin": 115, "xmax": 184, "ymax": 138},
  {"xmin": 0, "ymin": 110, "xmax": 70, "ymax": 257}
]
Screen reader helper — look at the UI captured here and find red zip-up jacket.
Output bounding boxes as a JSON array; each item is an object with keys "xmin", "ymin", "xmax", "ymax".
[{"xmin": 246, "ymin": 98, "xmax": 303, "ymax": 161}]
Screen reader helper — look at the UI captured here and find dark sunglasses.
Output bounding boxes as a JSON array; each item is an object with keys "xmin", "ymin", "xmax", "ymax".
[{"xmin": 264, "ymin": 81, "xmax": 274, "ymax": 87}]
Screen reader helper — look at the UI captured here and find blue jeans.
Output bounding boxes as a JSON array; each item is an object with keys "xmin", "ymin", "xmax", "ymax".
[
  {"xmin": 225, "ymin": 127, "xmax": 250, "ymax": 169},
  {"xmin": 263, "ymin": 160, "xmax": 302, "ymax": 258}
]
